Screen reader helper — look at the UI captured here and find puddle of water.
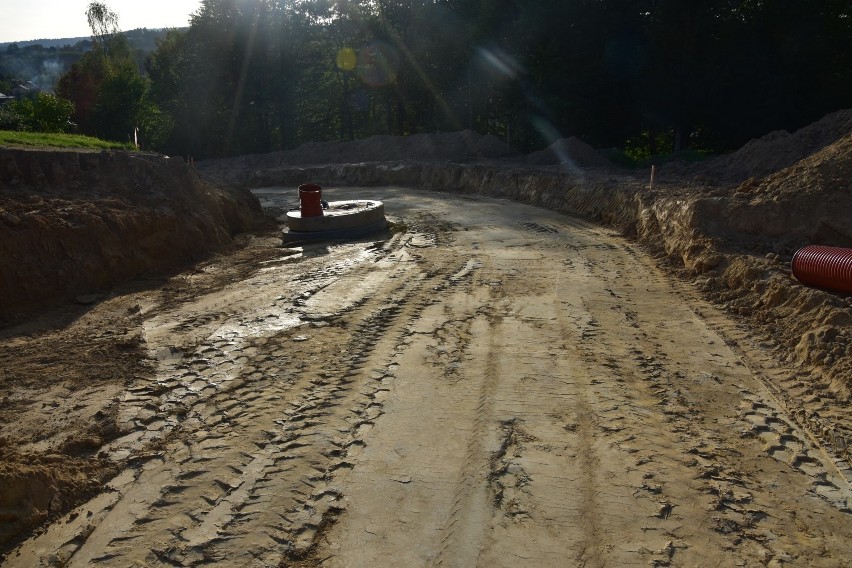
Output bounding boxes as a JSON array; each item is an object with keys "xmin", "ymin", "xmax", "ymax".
[{"xmin": 211, "ymin": 313, "xmax": 303, "ymax": 343}]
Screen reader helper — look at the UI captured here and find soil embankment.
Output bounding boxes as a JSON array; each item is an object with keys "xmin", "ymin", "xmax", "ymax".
[{"xmin": 0, "ymin": 148, "xmax": 266, "ymax": 317}]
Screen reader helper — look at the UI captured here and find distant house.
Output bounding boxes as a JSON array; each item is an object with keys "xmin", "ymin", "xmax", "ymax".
[{"xmin": 10, "ymin": 81, "xmax": 40, "ymax": 98}]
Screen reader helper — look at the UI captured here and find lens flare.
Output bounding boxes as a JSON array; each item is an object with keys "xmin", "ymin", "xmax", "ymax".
[
  {"xmin": 477, "ymin": 47, "xmax": 523, "ymax": 80},
  {"xmin": 336, "ymin": 47, "xmax": 357, "ymax": 72},
  {"xmin": 531, "ymin": 116, "xmax": 583, "ymax": 177}
]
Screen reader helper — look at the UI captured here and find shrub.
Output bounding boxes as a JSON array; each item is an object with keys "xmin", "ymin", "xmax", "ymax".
[
  {"xmin": 0, "ymin": 105, "xmax": 24, "ymax": 131},
  {"xmin": 10, "ymin": 92, "xmax": 75, "ymax": 133}
]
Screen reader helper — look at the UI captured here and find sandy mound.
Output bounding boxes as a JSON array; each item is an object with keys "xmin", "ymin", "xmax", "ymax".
[
  {"xmin": 524, "ymin": 137, "xmax": 614, "ymax": 169},
  {"xmin": 664, "ymin": 109, "xmax": 852, "ymax": 183}
]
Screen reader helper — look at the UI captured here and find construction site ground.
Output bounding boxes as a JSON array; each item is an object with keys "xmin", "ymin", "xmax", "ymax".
[
  {"xmin": 1, "ymin": 184, "xmax": 850, "ymax": 567},
  {"xmin": 2, "ymin": 110, "xmax": 852, "ymax": 567}
]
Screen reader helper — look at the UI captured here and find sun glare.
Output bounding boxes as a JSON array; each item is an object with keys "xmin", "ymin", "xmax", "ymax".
[{"xmin": 336, "ymin": 47, "xmax": 357, "ymax": 72}]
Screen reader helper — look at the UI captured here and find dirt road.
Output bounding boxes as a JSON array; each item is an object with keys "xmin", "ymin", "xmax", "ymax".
[{"xmin": 5, "ymin": 187, "xmax": 851, "ymax": 567}]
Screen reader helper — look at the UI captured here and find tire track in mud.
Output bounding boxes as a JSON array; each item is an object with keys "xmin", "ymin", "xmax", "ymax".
[
  {"xmin": 460, "ymin": 223, "xmax": 852, "ymax": 567},
  {"xmin": 315, "ymin": 253, "xmax": 497, "ymax": 568},
  {"xmin": 528, "ymin": 248, "xmax": 676, "ymax": 567},
  {"xmin": 6, "ymin": 220, "xmax": 478, "ymax": 568},
  {"xmin": 7, "ymin": 190, "xmax": 852, "ymax": 568},
  {"xmin": 573, "ymin": 238, "xmax": 852, "ymax": 564},
  {"xmin": 431, "ymin": 284, "xmax": 502, "ymax": 568},
  {"xmin": 710, "ymin": 323, "xmax": 852, "ymax": 494},
  {"xmin": 319, "ymin": 212, "xmax": 851, "ymax": 567},
  {"xmin": 658, "ymin": 265, "xmax": 852, "ymax": 509},
  {"xmin": 2, "ymin": 227, "xmax": 402, "ymax": 566}
]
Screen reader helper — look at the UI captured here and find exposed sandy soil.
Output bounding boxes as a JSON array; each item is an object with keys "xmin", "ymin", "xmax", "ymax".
[
  {"xmin": 0, "ymin": 148, "xmax": 266, "ymax": 556},
  {"xmin": 1, "ymin": 111, "xmax": 851, "ymax": 566}
]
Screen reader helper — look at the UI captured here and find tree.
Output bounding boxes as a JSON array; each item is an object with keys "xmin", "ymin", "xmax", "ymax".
[
  {"xmin": 86, "ymin": 2, "xmax": 121, "ymax": 56},
  {"xmin": 135, "ymin": 0, "xmax": 851, "ymax": 158},
  {"xmin": 57, "ymin": 1, "xmax": 168, "ymax": 145},
  {"xmin": 9, "ymin": 92, "xmax": 74, "ymax": 133}
]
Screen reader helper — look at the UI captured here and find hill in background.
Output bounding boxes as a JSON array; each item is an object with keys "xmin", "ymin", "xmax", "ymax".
[{"xmin": 0, "ymin": 28, "xmax": 178, "ymax": 92}]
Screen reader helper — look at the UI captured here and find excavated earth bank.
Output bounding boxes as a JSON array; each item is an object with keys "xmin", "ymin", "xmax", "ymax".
[{"xmin": 0, "ymin": 148, "xmax": 265, "ymax": 315}]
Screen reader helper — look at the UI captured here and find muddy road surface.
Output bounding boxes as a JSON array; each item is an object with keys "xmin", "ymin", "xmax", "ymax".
[{"xmin": 5, "ymin": 187, "xmax": 851, "ymax": 567}]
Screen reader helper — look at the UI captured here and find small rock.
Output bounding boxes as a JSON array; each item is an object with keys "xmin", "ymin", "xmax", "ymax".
[{"xmin": 1, "ymin": 211, "xmax": 21, "ymax": 225}]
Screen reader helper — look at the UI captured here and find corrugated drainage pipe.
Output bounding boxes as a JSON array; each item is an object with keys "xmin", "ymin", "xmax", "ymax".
[{"xmin": 791, "ymin": 245, "xmax": 852, "ymax": 294}]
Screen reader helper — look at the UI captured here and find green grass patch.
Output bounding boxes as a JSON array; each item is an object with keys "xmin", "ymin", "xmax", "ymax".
[
  {"xmin": 601, "ymin": 147, "xmax": 715, "ymax": 169},
  {"xmin": 0, "ymin": 130, "xmax": 134, "ymax": 150}
]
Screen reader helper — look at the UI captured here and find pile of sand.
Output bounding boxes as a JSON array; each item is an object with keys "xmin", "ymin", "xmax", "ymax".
[
  {"xmin": 664, "ymin": 109, "xmax": 852, "ymax": 183},
  {"xmin": 523, "ymin": 137, "xmax": 614, "ymax": 169}
]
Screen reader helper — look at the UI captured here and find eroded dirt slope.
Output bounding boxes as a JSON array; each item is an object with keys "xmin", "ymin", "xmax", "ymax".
[{"xmin": 0, "ymin": 148, "xmax": 266, "ymax": 316}]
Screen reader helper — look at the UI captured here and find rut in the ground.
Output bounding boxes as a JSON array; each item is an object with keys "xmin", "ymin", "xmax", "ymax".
[{"xmin": 6, "ymin": 187, "xmax": 851, "ymax": 568}]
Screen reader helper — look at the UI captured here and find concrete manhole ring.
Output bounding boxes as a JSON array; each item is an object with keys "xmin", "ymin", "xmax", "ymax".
[{"xmin": 283, "ymin": 200, "xmax": 387, "ymax": 241}]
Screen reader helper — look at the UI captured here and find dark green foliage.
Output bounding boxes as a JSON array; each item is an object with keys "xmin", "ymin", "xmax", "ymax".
[
  {"xmin": 52, "ymin": 0, "xmax": 852, "ymax": 157},
  {"xmin": 8, "ymin": 92, "xmax": 75, "ymax": 132},
  {"xmin": 52, "ymin": 6, "xmax": 171, "ymax": 148},
  {"xmin": 0, "ymin": 106, "xmax": 25, "ymax": 131}
]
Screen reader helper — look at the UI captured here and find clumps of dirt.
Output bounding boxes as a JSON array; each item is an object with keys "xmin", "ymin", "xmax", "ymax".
[
  {"xmin": 663, "ymin": 109, "xmax": 852, "ymax": 184},
  {"xmin": 694, "ymin": 256, "xmax": 852, "ymax": 395},
  {"xmin": 0, "ymin": 445, "xmax": 120, "ymax": 555},
  {"xmin": 523, "ymin": 137, "xmax": 614, "ymax": 170},
  {"xmin": 0, "ymin": 290, "xmax": 155, "ymax": 559},
  {"xmin": 0, "ymin": 148, "xmax": 267, "ymax": 317}
]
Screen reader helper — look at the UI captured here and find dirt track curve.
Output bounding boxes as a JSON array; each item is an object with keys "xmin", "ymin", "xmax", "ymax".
[{"xmin": 5, "ymin": 187, "xmax": 851, "ymax": 567}]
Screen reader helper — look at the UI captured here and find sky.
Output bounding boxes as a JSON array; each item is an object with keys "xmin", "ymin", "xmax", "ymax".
[{"xmin": 0, "ymin": 0, "xmax": 203, "ymax": 44}]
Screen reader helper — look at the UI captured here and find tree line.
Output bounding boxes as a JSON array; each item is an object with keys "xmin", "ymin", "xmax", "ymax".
[{"xmin": 5, "ymin": 0, "xmax": 851, "ymax": 160}]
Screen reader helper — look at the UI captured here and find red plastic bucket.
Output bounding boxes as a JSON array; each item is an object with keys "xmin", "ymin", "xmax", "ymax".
[
  {"xmin": 298, "ymin": 183, "xmax": 323, "ymax": 217},
  {"xmin": 791, "ymin": 245, "xmax": 852, "ymax": 294}
]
